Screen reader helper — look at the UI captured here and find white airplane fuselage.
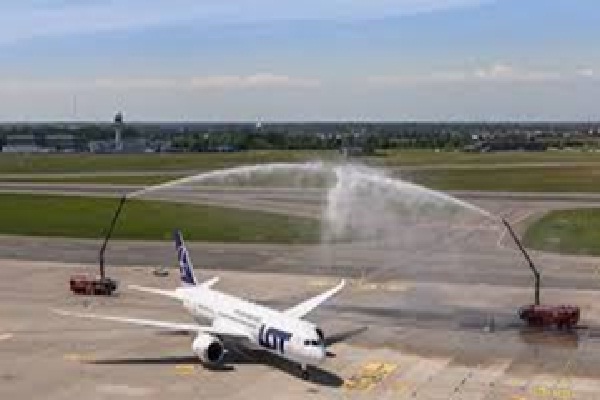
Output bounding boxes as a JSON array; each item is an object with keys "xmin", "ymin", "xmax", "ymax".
[
  {"xmin": 56, "ymin": 229, "xmax": 344, "ymax": 378},
  {"xmin": 177, "ymin": 286, "xmax": 327, "ymax": 366}
]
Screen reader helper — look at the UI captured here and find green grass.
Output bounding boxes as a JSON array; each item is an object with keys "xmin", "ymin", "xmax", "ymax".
[
  {"xmin": 3, "ymin": 164, "xmax": 600, "ymax": 192},
  {"xmin": 4, "ymin": 150, "xmax": 600, "ymax": 191},
  {"xmin": 0, "ymin": 194, "xmax": 320, "ymax": 243},
  {"xmin": 0, "ymin": 150, "xmax": 338, "ymax": 173},
  {"xmin": 371, "ymin": 149, "xmax": 600, "ymax": 166},
  {"xmin": 2, "ymin": 150, "xmax": 600, "ymax": 174},
  {"xmin": 404, "ymin": 165, "xmax": 600, "ymax": 192},
  {"xmin": 524, "ymin": 209, "xmax": 600, "ymax": 256},
  {"xmin": 0, "ymin": 174, "xmax": 178, "ymax": 185}
]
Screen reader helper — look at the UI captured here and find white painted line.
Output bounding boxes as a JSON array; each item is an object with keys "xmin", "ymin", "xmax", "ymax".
[
  {"xmin": 0, "ymin": 333, "xmax": 13, "ymax": 341},
  {"xmin": 496, "ymin": 211, "xmax": 534, "ymax": 250},
  {"xmin": 96, "ymin": 384, "xmax": 154, "ymax": 397}
]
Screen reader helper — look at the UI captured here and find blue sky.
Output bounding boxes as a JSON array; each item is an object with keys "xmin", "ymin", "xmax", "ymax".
[{"xmin": 0, "ymin": 0, "xmax": 598, "ymax": 121}]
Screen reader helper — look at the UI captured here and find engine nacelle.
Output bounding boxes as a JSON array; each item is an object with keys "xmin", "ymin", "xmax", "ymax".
[{"xmin": 192, "ymin": 333, "xmax": 225, "ymax": 365}]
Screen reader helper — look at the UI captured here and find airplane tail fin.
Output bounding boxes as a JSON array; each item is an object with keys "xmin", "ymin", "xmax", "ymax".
[{"xmin": 174, "ymin": 229, "xmax": 198, "ymax": 286}]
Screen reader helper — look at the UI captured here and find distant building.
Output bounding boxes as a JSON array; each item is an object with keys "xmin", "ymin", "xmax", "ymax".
[
  {"xmin": 2, "ymin": 134, "xmax": 45, "ymax": 153},
  {"xmin": 464, "ymin": 138, "xmax": 547, "ymax": 152},
  {"xmin": 120, "ymin": 138, "xmax": 148, "ymax": 153},
  {"xmin": 88, "ymin": 140, "xmax": 112, "ymax": 153},
  {"xmin": 2, "ymin": 132, "xmax": 83, "ymax": 153},
  {"xmin": 87, "ymin": 112, "xmax": 149, "ymax": 153},
  {"xmin": 88, "ymin": 138, "xmax": 149, "ymax": 153},
  {"xmin": 45, "ymin": 133, "xmax": 78, "ymax": 152},
  {"xmin": 2, "ymin": 144, "xmax": 46, "ymax": 153},
  {"xmin": 340, "ymin": 146, "xmax": 373, "ymax": 157}
]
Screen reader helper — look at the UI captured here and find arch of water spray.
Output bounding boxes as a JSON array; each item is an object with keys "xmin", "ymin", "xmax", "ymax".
[
  {"xmin": 94, "ymin": 161, "xmax": 499, "ymax": 300},
  {"xmin": 125, "ymin": 162, "xmax": 496, "ymax": 246},
  {"xmin": 127, "ymin": 162, "xmax": 329, "ymax": 199}
]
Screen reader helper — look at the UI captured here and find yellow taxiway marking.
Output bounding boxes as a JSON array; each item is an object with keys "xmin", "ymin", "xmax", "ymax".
[
  {"xmin": 532, "ymin": 385, "xmax": 573, "ymax": 399},
  {"xmin": 174, "ymin": 364, "xmax": 196, "ymax": 375},
  {"xmin": 63, "ymin": 353, "xmax": 95, "ymax": 362},
  {"xmin": 0, "ymin": 333, "xmax": 13, "ymax": 341},
  {"xmin": 392, "ymin": 380, "xmax": 409, "ymax": 394},
  {"xmin": 343, "ymin": 361, "xmax": 398, "ymax": 391}
]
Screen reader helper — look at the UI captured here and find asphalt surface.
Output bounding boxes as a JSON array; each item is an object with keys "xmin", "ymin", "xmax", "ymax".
[
  {"xmin": 2, "ymin": 182, "xmax": 600, "ymax": 220},
  {"xmin": 3, "ymin": 182, "xmax": 600, "ymax": 399}
]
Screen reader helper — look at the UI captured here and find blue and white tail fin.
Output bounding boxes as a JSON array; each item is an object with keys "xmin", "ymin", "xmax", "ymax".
[
  {"xmin": 174, "ymin": 230, "xmax": 198, "ymax": 286},
  {"xmin": 174, "ymin": 230, "xmax": 220, "ymax": 289}
]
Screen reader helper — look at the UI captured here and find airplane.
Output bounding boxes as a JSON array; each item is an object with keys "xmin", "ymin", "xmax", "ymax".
[{"xmin": 55, "ymin": 230, "xmax": 346, "ymax": 380}]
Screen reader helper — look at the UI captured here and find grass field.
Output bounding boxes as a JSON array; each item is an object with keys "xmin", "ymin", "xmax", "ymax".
[
  {"xmin": 405, "ymin": 165, "xmax": 600, "ymax": 193},
  {"xmin": 2, "ymin": 150, "xmax": 600, "ymax": 174},
  {"xmin": 0, "ymin": 194, "xmax": 320, "ymax": 243},
  {"xmin": 0, "ymin": 150, "xmax": 338, "ymax": 173},
  {"xmin": 524, "ymin": 209, "xmax": 600, "ymax": 256},
  {"xmin": 3, "ymin": 150, "xmax": 600, "ymax": 192},
  {"xmin": 372, "ymin": 149, "xmax": 600, "ymax": 166},
  {"xmin": 3, "ymin": 164, "xmax": 600, "ymax": 192},
  {"xmin": 0, "ymin": 174, "xmax": 178, "ymax": 185}
]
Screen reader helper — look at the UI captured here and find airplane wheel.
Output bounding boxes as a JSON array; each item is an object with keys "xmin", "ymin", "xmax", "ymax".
[{"xmin": 301, "ymin": 366, "xmax": 309, "ymax": 380}]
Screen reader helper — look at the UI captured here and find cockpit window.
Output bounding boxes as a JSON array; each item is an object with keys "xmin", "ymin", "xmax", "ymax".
[
  {"xmin": 316, "ymin": 328, "xmax": 324, "ymax": 345},
  {"xmin": 304, "ymin": 328, "xmax": 325, "ymax": 347}
]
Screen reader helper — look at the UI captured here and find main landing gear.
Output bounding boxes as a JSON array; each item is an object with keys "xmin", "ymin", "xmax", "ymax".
[{"xmin": 300, "ymin": 364, "xmax": 309, "ymax": 380}]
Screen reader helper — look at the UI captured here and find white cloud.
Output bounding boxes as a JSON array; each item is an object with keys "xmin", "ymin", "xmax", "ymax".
[
  {"xmin": 577, "ymin": 68, "xmax": 595, "ymax": 78},
  {"xmin": 368, "ymin": 64, "xmax": 586, "ymax": 85},
  {"xmin": 190, "ymin": 73, "xmax": 320, "ymax": 89},
  {"xmin": 93, "ymin": 78, "xmax": 177, "ymax": 90},
  {"xmin": 0, "ymin": 74, "xmax": 321, "ymax": 92},
  {"xmin": 473, "ymin": 64, "xmax": 561, "ymax": 81},
  {"xmin": 0, "ymin": 0, "xmax": 492, "ymax": 44}
]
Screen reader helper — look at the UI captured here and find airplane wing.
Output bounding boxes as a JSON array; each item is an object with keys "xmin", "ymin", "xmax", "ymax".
[
  {"xmin": 128, "ymin": 285, "xmax": 182, "ymax": 299},
  {"xmin": 128, "ymin": 279, "xmax": 219, "ymax": 298},
  {"xmin": 52, "ymin": 309, "xmax": 250, "ymax": 339},
  {"xmin": 284, "ymin": 279, "xmax": 346, "ymax": 319}
]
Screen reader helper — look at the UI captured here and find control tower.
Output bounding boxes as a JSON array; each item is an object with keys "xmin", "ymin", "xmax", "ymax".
[{"xmin": 114, "ymin": 112, "xmax": 123, "ymax": 152}]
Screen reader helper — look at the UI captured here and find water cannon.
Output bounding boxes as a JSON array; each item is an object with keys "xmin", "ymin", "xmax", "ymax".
[
  {"xmin": 502, "ymin": 218, "xmax": 540, "ymax": 305},
  {"xmin": 502, "ymin": 218, "xmax": 580, "ymax": 329},
  {"xmin": 69, "ymin": 194, "xmax": 127, "ymax": 296},
  {"xmin": 99, "ymin": 194, "xmax": 128, "ymax": 280}
]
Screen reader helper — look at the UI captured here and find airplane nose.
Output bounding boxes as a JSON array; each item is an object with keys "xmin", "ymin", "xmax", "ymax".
[{"xmin": 317, "ymin": 346, "xmax": 327, "ymax": 363}]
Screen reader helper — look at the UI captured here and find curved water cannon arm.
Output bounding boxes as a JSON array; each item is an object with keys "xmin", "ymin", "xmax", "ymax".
[
  {"xmin": 502, "ymin": 218, "xmax": 540, "ymax": 305},
  {"xmin": 99, "ymin": 194, "xmax": 128, "ymax": 279}
]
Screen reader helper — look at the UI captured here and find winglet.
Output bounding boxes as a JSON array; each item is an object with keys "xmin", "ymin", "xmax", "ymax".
[{"xmin": 200, "ymin": 276, "xmax": 220, "ymax": 289}]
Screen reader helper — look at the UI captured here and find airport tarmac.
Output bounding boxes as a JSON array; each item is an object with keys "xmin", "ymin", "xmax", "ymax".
[
  {"xmin": 3, "ymin": 183, "xmax": 600, "ymax": 398},
  {"xmin": 3, "ymin": 240, "xmax": 600, "ymax": 399}
]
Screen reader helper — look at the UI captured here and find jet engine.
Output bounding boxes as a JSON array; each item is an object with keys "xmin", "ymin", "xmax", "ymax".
[{"xmin": 192, "ymin": 333, "xmax": 225, "ymax": 364}]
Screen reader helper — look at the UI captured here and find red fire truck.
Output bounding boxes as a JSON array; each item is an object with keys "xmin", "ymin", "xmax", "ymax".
[
  {"xmin": 69, "ymin": 195, "xmax": 125, "ymax": 297},
  {"xmin": 70, "ymin": 275, "xmax": 118, "ymax": 296},
  {"xmin": 502, "ymin": 219, "xmax": 581, "ymax": 329},
  {"xmin": 519, "ymin": 304, "xmax": 580, "ymax": 329}
]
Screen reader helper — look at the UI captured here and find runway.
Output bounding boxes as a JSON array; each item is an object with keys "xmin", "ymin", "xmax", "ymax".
[{"xmin": 2, "ymin": 182, "xmax": 600, "ymax": 220}]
